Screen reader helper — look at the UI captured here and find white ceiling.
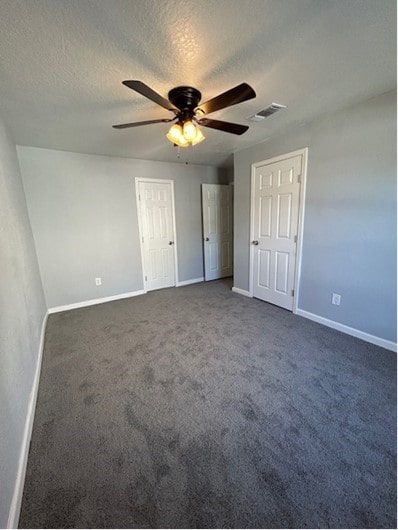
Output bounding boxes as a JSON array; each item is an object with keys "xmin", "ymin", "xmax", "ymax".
[{"xmin": 0, "ymin": 0, "xmax": 396, "ymax": 167}]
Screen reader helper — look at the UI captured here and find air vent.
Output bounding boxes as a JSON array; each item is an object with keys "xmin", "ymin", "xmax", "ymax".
[{"xmin": 248, "ymin": 102, "xmax": 287, "ymax": 121}]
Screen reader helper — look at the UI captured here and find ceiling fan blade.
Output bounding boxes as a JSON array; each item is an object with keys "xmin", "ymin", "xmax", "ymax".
[
  {"xmin": 198, "ymin": 118, "xmax": 249, "ymax": 135},
  {"xmin": 197, "ymin": 83, "xmax": 256, "ymax": 115},
  {"xmin": 122, "ymin": 80, "xmax": 177, "ymax": 112},
  {"xmin": 113, "ymin": 118, "xmax": 174, "ymax": 129}
]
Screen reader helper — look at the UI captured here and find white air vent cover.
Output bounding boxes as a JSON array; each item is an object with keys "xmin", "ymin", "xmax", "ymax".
[{"xmin": 248, "ymin": 102, "xmax": 287, "ymax": 121}]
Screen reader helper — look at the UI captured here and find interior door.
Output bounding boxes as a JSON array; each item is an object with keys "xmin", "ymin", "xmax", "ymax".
[
  {"xmin": 137, "ymin": 179, "xmax": 176, "ymax": 291},
  {"xmin": 202, "ymin": 184, "xmax": 233, "ymax": 281},
  {"xmin": 251, "ymin": 154, "xmax": 302, "ymax": 310}
]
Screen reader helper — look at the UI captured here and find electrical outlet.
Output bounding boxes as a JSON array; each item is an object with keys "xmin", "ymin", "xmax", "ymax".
[
  {"xmin": 95, "ymin": 277, "xmax": 102, "ymax": 286},
  {"xmin": 332, "ymin": 293, "xmax": 341, "ymax": 306}
]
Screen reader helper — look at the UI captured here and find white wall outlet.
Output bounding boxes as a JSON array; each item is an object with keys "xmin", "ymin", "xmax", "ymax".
[
  {"xmin": 95, "ymin": 277, "xmax": 102, "ymax": 286},
  {"xmin": 332, "ymin": 293, "xmax": 341, "ymax": 305}
]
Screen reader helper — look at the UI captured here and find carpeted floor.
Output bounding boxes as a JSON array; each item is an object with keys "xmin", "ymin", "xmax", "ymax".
[{"xmin": 19, "ymin": 279, "xmax": 396, "ymax": 529}]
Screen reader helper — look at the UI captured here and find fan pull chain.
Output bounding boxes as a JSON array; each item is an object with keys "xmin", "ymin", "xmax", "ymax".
[{"xmin": 173, "ymin": 144, "xmax": 189, "ymax": 164}]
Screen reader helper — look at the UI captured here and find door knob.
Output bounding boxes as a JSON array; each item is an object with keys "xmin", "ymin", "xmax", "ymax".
[
  {"xmin": 204, "ymin": 237, "xmax": 209, "ymax": 241},
  {"xmin": 252, "ymin": 240, "xmax": 259, "ymax": 245},
  {"xmin": 169, "ymin": 241, "xmax": 174, "ymax": 245}
]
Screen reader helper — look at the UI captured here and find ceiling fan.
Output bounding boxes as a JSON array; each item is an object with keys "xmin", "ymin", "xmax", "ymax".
[{"xmin": 113, "ymin": 81, "xmax": 256, "ymax": 147}]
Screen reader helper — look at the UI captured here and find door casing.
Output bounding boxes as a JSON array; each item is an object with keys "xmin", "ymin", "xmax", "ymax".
[
  {"xmin": 135, "ymin": 177, "xmax": 179, "ymax": 293},
  {"xmin": 249, "ymin": 148, "xmax": 308, "ymax": 313}
]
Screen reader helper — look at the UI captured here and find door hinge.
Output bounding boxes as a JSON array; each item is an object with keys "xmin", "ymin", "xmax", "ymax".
[
  {"xmin": 291, "ymin": 289, "xmax": 295, "ymax": 297},
  {"xmin": 297, "ymin": 174, "xmax": 301, "ymax": 183},
  {"xmin": 145, "ymin": 275, "xmax": 147, "ymax": 281},
  {"xmin": 294, "ymin": 235, "xmax": 297, "ymax": 243},
  {"xmin": 142, "ymin": 236, "xmax": 144, "ymax": 243},
  {"xmin": 138, "ymin": 194, "xmax": 141, "ymax": 201}
]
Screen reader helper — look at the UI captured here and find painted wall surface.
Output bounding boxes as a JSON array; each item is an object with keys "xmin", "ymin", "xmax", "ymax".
[
  {"xmin": 17, "ymin": 147, "xmax": 224, "ymax": 308},
  {"xmin": 234, "ymin": 91, "xmax": 397, "ymax": 342},
  {"xmin": 0, "ymin": 120, "xmax": 46, "ymax": 527}
]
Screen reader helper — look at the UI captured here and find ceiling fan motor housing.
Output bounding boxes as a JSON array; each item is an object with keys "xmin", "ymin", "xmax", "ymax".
[{"xmin": 168, "ymin": 86, "xmax": 202, "ymax": 115}]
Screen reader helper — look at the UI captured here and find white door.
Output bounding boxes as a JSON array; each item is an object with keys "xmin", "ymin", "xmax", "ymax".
[
  {"xmin": 202, "ymin": 184, "xmax": 233, "ymax": 281},
  {"xmin": 137, "ymin": 179, "xmax": 177, "ymax": 291},
  {"xmin": 251, "ymin": 152, "xmax": 304, "ymax": 310}
]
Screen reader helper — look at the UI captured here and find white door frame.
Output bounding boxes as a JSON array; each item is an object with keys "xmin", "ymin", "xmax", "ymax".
[
  {"xmin": 249, "ymin": 148, "xmax": 308, "ymax": 313},
  {"xmin": 135, "ymin": 177, "xmax": 179, "ymax": 293}
]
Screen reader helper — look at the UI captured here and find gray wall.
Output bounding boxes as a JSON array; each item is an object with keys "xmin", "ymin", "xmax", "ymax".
[
  {"xmin": 17, "ymin": 147, "xmax": 224, "ymax": 308},
  {"xmin": 234, "ymin": 90, "xmax": 396, "ymax": 342},
  {"xmin": 0, "ymin": 120, "xmax": 46, "ymax": 527}
]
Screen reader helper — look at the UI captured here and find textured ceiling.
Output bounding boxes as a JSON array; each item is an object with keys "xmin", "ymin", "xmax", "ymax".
[{"xmin": 0, "ymin": 0, "xmax": 396, "ymax": 167}]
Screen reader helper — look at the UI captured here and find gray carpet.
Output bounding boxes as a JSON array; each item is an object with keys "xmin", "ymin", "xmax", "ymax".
[{"xmin": 19, "ymin": 279, "xmax": 396, "ymax": 529}]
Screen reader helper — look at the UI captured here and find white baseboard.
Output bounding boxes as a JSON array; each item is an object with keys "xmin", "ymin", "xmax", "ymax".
[
  {"xmin": 176, "ymin": 277, "xmax": 204, "ymax": 287},
  {"xmin": 296, "ymin": 308, "xmax": 396, "ymax": 352},
  {"xmin": 232, "ymin": 286, "xmax": 252, "ymax": 298},
  {"xmin": 7, "ymin": 310, "xmax": 49, "ymax": 529},
  {"xmin": 48, "ymin": 289, "xmax": 146, "ymax": 314}
]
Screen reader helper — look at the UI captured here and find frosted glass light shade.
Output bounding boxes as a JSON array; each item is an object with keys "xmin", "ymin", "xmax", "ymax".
[
  {"xmin": 166, "ymin": 123, "xmax": 183, "ymax": 143},
  {"xmin": 173, "ymin": 135, "xmax": 189, "ymax": 147},
  {"xmin": 191, "ymin": 127, "xmax": 205, "ymax": 146},
  {"xmin": 183, "ymin": 120, "xmax": 197, "ymax": 141}
]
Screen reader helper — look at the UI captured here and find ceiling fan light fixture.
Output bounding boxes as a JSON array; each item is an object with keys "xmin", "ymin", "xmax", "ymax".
[{"xmin": 166, "ymin": 120, "xmax": 205, "ymax": 147}]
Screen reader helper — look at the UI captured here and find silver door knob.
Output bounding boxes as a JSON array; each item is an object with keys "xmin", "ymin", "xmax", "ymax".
[
  {"xmin": 204, "ymin": 237, "xmax": 209, "ymax": 241},
  {"xmin": 169, "ymin": 241, "xmax": 174, "ymax": 245},
  {"xmin": 252, "ymin": 240, "xmax": 259, "ymax": 245}
]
